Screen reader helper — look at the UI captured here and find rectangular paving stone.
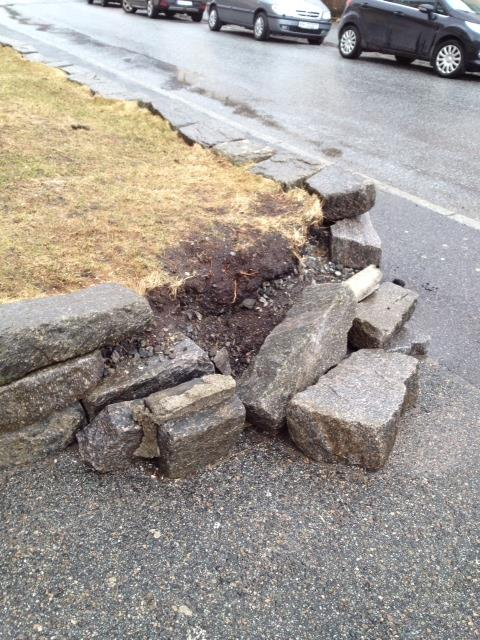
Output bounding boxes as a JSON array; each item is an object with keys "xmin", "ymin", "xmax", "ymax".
[
  {"xmin": 330, "ymin": 212, "xmax": 382, "ymax": 269},
  {"xmin": 178, "ymin": 122, "xmax": 245, "ymax": 148},
  {"xmin": 287, "ymin": 349, "xmax": 419, "ymax": 470},
  {"xmin": 349, "ymin": 282, "xmax": 418, "ymax": 349},
  {"xmin": 0, "ymin": 283, "xmax": 153, "ymax": 386},
  {"xmin": 250, "ymin": 154, "xmax": 322, "ymax": 189},
  {"xmin": 0, "ymin": 351, "xmax": 104, "ymax": 433},
  {"xmin": 0, "ymin": 404, "xmax": 86, "ymax": 469},
  {"xmin": 83, "ymin": 338, "xmax": 214, "ymax": 419},
  {"xmin": 306, "ymin": 166, "xmax": 376, "ymax": 222},
  {"xmin": 213, "ymin": 139, "xmax": 274, "ymax": 165},
  {"xmin": 238, "ymin": 283, "xmax": 356, "ymax": 431}
]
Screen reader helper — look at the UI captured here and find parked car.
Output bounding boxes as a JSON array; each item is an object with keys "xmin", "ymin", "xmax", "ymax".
[
  {"xmin": 122, "ymin": 0, "xmax": 205, "ymax": 20},
  {"xmin": 88, "ymin": 0, "xmax": 121, "ymax": 6},
  {"xmin": 338, "ymin": 0, "xmax": 480, "ymax": 77},
  {"xmin": 207, "ymin": 0, "xmax": 332, "ymax": 44}
]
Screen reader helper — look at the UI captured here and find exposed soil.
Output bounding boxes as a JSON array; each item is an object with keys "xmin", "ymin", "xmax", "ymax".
[{"xmin": 135, "ymin": 227, "xmax": 357, "ymax": 377}]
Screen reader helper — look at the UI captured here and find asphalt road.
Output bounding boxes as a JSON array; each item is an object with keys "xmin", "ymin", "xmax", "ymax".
[{"xmin": 1, "ymin": 361, "xmax": 479, "ymax": 640}]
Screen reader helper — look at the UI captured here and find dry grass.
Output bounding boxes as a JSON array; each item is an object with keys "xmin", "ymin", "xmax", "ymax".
[{"xmin": 0, "ymin": 47, "xmax": 321, "ymax": 303}]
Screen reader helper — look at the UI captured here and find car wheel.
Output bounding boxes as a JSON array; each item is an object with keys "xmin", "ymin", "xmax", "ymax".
[
  {"xmin": 87, "ymin": 0, "xmax": 94, "ymax": 4},
  {"xmin": 308, "ymin": 37, "xmax": 324, "ymax": 45},
  {"xmin": 208, "ymin": 6, "xmax": 222, "ymax": 30},
  {"xmin": 147, "ymin": 0, "xmax": 159, "ymax": 17},
  {"xmin": 191, "ymin": 10, "xmax": 203, "ymax": 21},
  {"xmin": 253, "ymin": 11, "xmax": 269, "ymax": 41},
  {"xmin": 122, "ymin": 0, "xmax": 137, "ymax": 12},
  {"xmin": 395, "ymin": 55, "xmax": 415, "ymax": 65},
  {"xmin": 339, "ymin": 25, "xmax": 362, "ymax": 59},
  {"xmin": 433, "ymin": 40, "xmax": 465, "ymax": 78},
  {"xmin": 101, "ymin": 0, "xmax": 109, "ymax": 5}
]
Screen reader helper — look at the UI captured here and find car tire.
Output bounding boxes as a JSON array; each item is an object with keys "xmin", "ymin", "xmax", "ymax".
[
  {"xmin": 147, "ymin": 0, "xmax": 159, "ymax": 17},
  {"xmin": 433, "ymin": 39, "xmax": 465, "ymax": 78},
  {"xmin": 208, "ymin": 5, "xmax": 222, "ymax": 30},
  {"xmin": 253, "ymin": 11, "xmax": 269, "ymax": 41},
  {"xmin": 122, "ymin": 0, "xmax": 137, "ymax": 12},
  {"xmin": 395, "ymin": 55, "xmax": 415, "ymax": 65},
  {"xmin": 339, "ymin": 25, "xmax": 362, "ymax": 59},
  {"xmin": 308, "ymin": 37, "xmax": 324, "ymax": 45},
  {"xmin": 87, "ymin": 0, "xmax": 94, "ymax": 4},
  {"xmin": 191, "ymin": 11, "xmax": 203, "ymax": 21},
  {"xmin": 101, "ymin": 0, "xmax": 109, "ymax": 5}
]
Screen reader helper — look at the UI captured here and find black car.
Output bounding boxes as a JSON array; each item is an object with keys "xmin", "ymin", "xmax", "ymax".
[
  {"xmin": 338, "ymin": 0, "xmax": 480, "ymax": 77},
  {"xmin": 122, "ymin": 0, "xmax": 205, "ymax": 20}
]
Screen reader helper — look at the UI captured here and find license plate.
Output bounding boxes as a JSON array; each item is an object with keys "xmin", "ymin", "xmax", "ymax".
[
  {"xmin": 177, "ymin": 1, "xmax": 192, "ymax": 5},
  {"xmin": 298, "ymin": 21, "xmax": 319, "ymax": 29}
]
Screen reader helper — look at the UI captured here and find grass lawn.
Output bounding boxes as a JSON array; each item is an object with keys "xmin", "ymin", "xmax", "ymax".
[{"xmin": 0, "ymin": 47, "xmax": 321, "ymax": 303}]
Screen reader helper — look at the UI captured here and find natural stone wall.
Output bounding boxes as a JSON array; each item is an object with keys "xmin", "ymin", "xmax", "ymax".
[{"xmin": 0, "ymin": 284, "xmax": 154, "ymax": 467}]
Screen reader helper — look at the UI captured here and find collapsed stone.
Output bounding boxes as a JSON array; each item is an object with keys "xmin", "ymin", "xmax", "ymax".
[
  {"xmin": 0, "ymin": 284, "xmax": 153, "ymax": 386},
  {"xmin": 83, "ymin": 338, "xmax": 213, "ymax": 418},
  {"xmin": 330, "ymin": 212, "xmax": 382, "ymax": 269},
  {"xmin": 287, "ymin": 349, "xmax": 419, "ymax": 470},
  {"xmin": 349, "ymin": 281, "xmax": 418, "ymax": 349},
  {"xmin": 77, "ymin": 400, "xmax": 144, "ymax": 473},
  {"xmin": 0, "ymin": 351, "xmax": 104, "ymax": 432},
  {"xmin": 136, "ymin": 375, "xmax": 245, "ymax": 478},
  {"xmin": 0, "ymin": 403, "xmax": 86, "ymax": 469},
  {"xmin": 306, "ymin": 166, "xmax": 376, "ymax": 222},
  {"xmin": 238, "ymin": 283, "xmax": 356, "ymax": 431}
]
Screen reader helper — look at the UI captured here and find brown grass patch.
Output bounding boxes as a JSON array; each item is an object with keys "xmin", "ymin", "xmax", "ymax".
[{"xmin": 0, "ymin": 47, "xmax": 321, "ymax": 303}]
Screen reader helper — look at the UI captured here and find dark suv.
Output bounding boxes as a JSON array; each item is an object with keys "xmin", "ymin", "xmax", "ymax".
[{"xmin": 338, "ymin": 0, "xmax": 480, "ymax": 77}]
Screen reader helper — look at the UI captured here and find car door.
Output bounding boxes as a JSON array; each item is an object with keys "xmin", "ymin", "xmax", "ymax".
[
  {"xmin": 229, "ymin": 0, "xmax": 255, "ymax": 25},
  {"xmin": 358, "ymin": 0, "xmax": 392, "ymax": 50},
  {"xmin": 387, "ymin": 0, "xmax": 444, "ymax": 56}
]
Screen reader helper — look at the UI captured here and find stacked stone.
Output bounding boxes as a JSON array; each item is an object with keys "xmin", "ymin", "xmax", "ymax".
[
  {"xmin": 306, "ymin": 165, "xmax": 382, "ymax": 270},
  {"xmin": 0, "ymin": 284, "xmax": 152, "ymax": 468}
]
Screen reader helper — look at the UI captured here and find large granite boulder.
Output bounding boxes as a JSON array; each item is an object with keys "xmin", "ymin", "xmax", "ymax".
[
  {"xmin": 306, "ymin": 166, "xmax": 376, "ymax": 222},
  {"xmin": 0, "ymin": 284, "xmax": 153, "ymax": 386},
  {"xmin": 136, "ymin": 375, "xmax": 245, "ymax": 478},
  {"xmin": 0, "ymin": 403, "xmax": 86, "ymax": 469},
  {"xmin": 0, "ymin": 351, "xmax": 104, "ymax": 432},
  {"xmin": 77, "ymin": 400, "xmax": 144, "ymax": 473},
  {"xmin": 287, "ymin": 349, "xmax": 419, "ymax": 470},
  {"xmin": 83, "ymin": 338, "xmax": 213, "ymax": 418},
  {"xmin": 349, "ymin": 282, "xmax": 418, "ymax": 349},
  {"xmin": 238, "ymin": 283, "xmax": 356, "ymax": 431},
  {"xmin": 330, "ymin": 212, "xmax": 382, "ymax": 269}
]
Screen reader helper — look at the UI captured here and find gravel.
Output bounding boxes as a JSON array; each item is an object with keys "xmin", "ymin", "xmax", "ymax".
[{"xmin": 0, "ymin": 360, "xmax": 478, "ymax": 640}]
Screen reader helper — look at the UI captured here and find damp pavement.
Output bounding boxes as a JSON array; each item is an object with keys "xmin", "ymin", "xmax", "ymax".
[{"xmin": 1, "ymin": 360, "xmax": 479, "ymax": 639}]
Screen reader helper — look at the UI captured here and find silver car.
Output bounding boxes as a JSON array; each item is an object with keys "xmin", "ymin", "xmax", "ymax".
[{"xmin": 207, "ymin": 0, "xmax": 332, "ymax": 44}]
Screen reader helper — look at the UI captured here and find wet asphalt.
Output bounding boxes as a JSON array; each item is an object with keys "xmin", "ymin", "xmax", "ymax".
[{"xmin": 1, "ymin": 361, "xmax": 479, "ymax": 640}]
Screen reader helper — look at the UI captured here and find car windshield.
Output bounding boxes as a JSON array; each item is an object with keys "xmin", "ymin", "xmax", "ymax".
[{"xmin": 444, "ymin": 0, "xmax": 480, "ymax": 13}]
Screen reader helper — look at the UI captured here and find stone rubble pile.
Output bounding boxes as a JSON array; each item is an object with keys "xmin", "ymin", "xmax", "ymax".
[{"xmin": 0, "ymin": 284, "xmax": 152, "ymax": 468}]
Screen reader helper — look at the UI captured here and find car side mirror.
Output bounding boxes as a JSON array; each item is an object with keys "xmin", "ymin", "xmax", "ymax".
[{"xmin": 419, "ymin": 3, "xmax": 435, "ymax": 16}]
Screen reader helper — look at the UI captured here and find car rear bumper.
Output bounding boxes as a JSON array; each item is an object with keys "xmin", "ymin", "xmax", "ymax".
[
  {"xmin": 160, "ymin": 0, "xmax": 204, "ymax": 11},
  {"xmin": 267, "ymin": 16, "xmax": 331, "ymax": 39}
]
